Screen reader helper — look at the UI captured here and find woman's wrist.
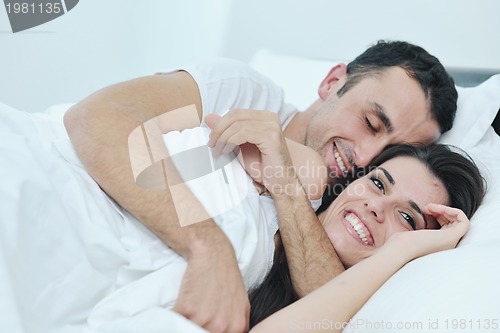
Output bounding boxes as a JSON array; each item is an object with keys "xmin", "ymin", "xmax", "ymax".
[{"xmin": 379, "ymin": 233, "xmax": 423, "ymax": 265}]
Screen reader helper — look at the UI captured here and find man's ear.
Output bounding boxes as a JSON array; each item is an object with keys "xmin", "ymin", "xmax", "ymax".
[{"xmin": 317, "ymin": 63, "xmax": 347, "ymax": 100}]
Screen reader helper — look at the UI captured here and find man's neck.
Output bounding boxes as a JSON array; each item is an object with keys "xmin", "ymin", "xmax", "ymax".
[{"xmin": 283, "ymin": 99, "xmax": 321, "ymax": 144}]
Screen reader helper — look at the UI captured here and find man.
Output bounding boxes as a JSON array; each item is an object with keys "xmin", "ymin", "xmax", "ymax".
[{"xmin": 64, "ymin": 40, "xmax": 457, "ymax": 333}]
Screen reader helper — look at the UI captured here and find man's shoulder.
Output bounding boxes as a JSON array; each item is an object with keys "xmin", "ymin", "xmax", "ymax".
[
  {"xmin": 179, "ymin": 58, "xmax": 297, "ymax": 125},
  {"xmin": 183, "ymin": 58, "xmax": 279, "ymax": 87}
]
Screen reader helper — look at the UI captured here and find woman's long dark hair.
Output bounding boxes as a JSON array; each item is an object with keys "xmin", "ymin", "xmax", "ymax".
[{"xmin": 248, "ymin": 144, "xmax": 486, "ymax": 328}]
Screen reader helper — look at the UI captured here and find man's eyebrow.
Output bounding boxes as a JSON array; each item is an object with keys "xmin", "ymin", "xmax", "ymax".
[
  {"xmin": 378, "ymin": 167, "xmax": 395, "ymax": 185},
  {"xmin": 371, "ymin": 102, "xmax": 393, "ymax": 133},
  {"xmin": 409, "ymin": 200, "xmax": 428, "ymax": 229}
]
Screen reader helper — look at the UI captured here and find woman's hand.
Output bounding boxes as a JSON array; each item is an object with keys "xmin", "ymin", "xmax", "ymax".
[{"xmin": 385, "ymin": 203, "xmax": 470, "ymax": 261}]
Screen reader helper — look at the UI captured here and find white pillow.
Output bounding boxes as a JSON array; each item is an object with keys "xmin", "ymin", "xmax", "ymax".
[
  {"xmin": 250, "ymin": 50, "xmax": 500, "ymax": 332},
  {"xmin": 250, "ymin": 49, "xmax": 347, "ymax": 111},
  {"xmin": 459, "ymin": 127, "xmax": 500, "ymax": 246},
  {"xmin": 438, "ymin": 75, "xmax": 500, "ymax": 149}
]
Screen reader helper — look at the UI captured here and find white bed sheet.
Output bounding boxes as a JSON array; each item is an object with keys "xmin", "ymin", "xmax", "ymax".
[
  {"xmin": 0, "ymin": 96, "xmax": 287, "ymax": 332},
  {"xmin": 0, "ymin": 105, "xmax": 221, "ymax": 333}
]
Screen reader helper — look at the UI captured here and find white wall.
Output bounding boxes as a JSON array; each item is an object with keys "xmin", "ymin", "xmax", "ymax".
[
  {"xmin": 0, "ymin": 0, "xmax": 232, "ymax": 112},
  {"xmin": 221, "ymin": 0, "xmax": 500, "ymax": 67},
  {"xmin": 1, "ymin": 0, "xmax": 499, "ymax": 113}
]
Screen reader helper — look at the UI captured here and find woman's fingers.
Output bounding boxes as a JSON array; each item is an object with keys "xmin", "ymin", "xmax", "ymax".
[
  {"xmin": 385, "ymin": 205, "xmax": 471, "ymax": 260},
  {"xmin": 425, "ymin": 203, "xmax": 468, "ymax": 228},
  {"xmin": 425, "ymin": 203, "xmax": 470, "ymax": 242}
]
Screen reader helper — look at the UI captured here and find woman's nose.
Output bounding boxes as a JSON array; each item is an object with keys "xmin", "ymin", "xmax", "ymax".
[{"xmin": 364, "ymin": 201, "xmax": 384, "ymax": 223}]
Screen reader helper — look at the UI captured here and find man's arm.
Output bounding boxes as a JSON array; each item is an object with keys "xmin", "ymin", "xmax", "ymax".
[
  {"xmin": 206, "ymin": 110, "xmax": 345, "ymax": 297},
  {"xmin": 273, "ymin": 183, "xmax": 345, "ymax": 297},
  {"xmin": 64, "ymin": 72, "xmax": 249, "ymax": 333}
]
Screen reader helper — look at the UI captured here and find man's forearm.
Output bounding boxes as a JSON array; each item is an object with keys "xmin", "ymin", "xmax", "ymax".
[
  {"xmin": 63, "ymin": 74, "xmax": 234, "ymax": 258},
  {"xmin": 190, "ymin": 106, "xmax": 343, "ymax": 298},
  {"xmin": 272, "ymin": 181, "xmax": 345, "ymax": 297}
]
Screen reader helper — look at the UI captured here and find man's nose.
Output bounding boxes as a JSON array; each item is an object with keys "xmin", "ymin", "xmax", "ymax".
[{"xmin": 355, "ymin": 140, "xmax": 386, "ymax": 167}]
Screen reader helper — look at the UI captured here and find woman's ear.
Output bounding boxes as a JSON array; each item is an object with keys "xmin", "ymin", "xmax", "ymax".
[{"xmin": 317, "ymin": 63, "xmax": 348, "ymax": 100}]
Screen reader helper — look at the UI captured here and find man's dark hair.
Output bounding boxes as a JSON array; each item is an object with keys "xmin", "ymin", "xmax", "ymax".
[{"xmin": 337, "ymin": 40, "xmax": 458, "ymax": 133}]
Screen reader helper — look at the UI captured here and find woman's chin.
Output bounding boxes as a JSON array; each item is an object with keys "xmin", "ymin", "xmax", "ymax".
[{"xmin": 331, "ymin": 242, "xmax": 357, "ymax": 268}]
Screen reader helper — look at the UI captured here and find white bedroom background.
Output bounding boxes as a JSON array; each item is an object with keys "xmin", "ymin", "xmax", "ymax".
[
  {"xmin": 1, "ymin": 0, "xmax": 499, "ymax": 113},
  {"xmin": 221, "ymin": 0, "xmax": 500, "ymax": 68},
  {"xmin": 0, "ymin": 0, "xmax": 233, "ymax": 113}
]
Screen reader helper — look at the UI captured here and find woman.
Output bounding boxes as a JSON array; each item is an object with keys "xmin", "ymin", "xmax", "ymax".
[
  {"xmin": 249, "ymin": 143, "xmax": 485, "ymax": 329},
  {"xmin": 251, "ymin": 203, "xmax": 471, "ymax": 333}
]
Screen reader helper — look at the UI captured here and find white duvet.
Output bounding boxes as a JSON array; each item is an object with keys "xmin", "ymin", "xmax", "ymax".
[{"xmin": 0, "ymin": 105, "xmax": 278, "ymax": 333}]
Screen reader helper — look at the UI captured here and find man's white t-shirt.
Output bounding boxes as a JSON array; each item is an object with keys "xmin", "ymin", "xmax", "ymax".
[{"xmin": 181, "ymin": 58, "xmax": 298, "ymax": 129}]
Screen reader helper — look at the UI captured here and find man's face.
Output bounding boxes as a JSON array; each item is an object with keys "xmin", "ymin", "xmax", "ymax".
[{"xmin": 305, "ymin": 66, "xmax": 441, "ymax": 182}]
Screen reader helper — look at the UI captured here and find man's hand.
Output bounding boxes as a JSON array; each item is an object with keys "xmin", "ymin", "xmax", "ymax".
[
  {"xmin": 174, "ymin": 236, "xmax": 250, "ymax": 333},
  {"xmin": 206, "ymin": 111, "xmax": 296, "ymax": 196}
]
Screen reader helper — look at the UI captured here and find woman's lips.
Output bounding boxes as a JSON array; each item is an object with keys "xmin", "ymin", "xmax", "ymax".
[{"xmin": 342, "ymin": 211, "xmax": 374, "ymax": 246}]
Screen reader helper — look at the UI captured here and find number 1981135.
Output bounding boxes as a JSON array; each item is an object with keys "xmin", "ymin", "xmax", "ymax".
[{"xmin": 5, "ymin": 2, "xmax": 62, "ymax": 14}]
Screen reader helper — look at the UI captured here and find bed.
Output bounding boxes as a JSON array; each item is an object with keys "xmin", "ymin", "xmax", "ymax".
[
  {"xmin": 0, "ymin": 52, "xmax": 499, "ymax": 333},
  {"xmin": 251, "ymin": 50, "xmax": 500, "ymax": 333}
]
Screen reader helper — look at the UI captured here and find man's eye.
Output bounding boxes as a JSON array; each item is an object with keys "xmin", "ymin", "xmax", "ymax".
[
  {"xmin": 400, "ymin": 211, "xmax": 416, "ymax": 230},
  {"xmin": 365, "ymin": 116, "xmax": 378, "ymax": 133},
  {"xmin": 370, "ymin": 176, "xmax": 385, "ymax": 194}
]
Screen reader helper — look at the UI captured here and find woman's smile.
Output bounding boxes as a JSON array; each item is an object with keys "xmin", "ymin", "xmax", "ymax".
[{"xmin": 342, "ymin": 211, "xmax": 374, "ymax": 246}]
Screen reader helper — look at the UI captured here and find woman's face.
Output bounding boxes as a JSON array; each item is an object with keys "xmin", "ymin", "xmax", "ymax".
[{"xmin": 318, "ymin": 156, "xmax": 449, "ymax": 268}]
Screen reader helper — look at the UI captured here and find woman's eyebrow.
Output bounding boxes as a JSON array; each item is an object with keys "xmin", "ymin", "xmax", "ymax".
[
  {"xmin": 409, "ymin": 200, "xmax": 428, "ymax": 229},
  {"xmin": 378, "ymin": 167, "xmax": 394, "ymax": 185},
  {"xmin": 378, "ymin": 167, "xmax": 428, "ymax": 228}
]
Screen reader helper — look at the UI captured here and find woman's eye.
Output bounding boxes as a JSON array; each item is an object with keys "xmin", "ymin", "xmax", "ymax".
[
  {"xmin": 400, "ymin": 211, "xmax": 416, "ymax": 230},
  {"xmin": 370, "ymin": 176, "xmax": 385, "ymax": 194}
]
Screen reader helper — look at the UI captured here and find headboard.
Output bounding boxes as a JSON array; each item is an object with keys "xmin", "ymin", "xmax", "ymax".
[{"xmin": 447, "ymin": 67, "xmax": 500, "ymax": 87}]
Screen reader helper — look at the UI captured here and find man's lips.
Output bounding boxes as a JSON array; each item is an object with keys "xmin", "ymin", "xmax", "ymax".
[{"xmin": 332, "ymin": 142, "xmax": 349, "ymax": 177}]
